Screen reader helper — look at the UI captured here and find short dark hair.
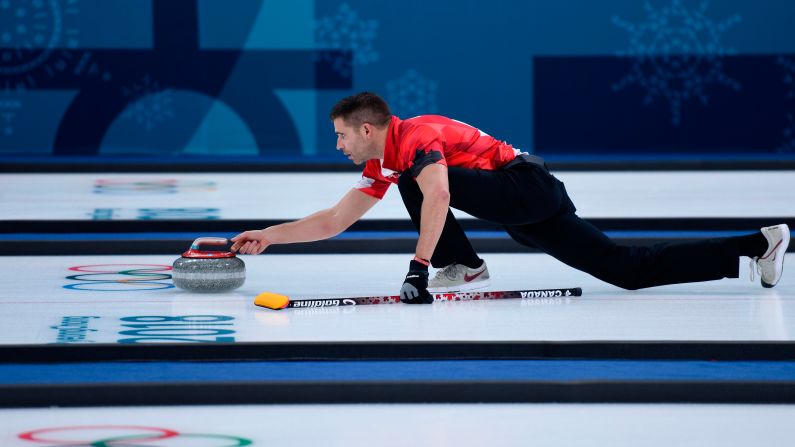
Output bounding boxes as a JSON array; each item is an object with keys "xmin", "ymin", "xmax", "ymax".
[{"xmin": 330, "ymin": 92, "xmax": 392, "ymax": 128}]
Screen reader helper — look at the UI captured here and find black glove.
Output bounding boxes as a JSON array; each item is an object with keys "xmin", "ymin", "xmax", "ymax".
[{"xmin": 400, "ymin": 260, "xmax": 433, "ymax": 304}]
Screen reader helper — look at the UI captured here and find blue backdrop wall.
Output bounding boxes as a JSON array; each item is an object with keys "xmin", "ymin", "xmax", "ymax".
[{"xmin": 1, "ymin": 0, "xmax": 794, "ymax": 161}]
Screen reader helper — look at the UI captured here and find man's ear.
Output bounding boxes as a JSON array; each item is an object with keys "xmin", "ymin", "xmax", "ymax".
[{"xmin": 361, "ymin": 122, "xmax": 372, "ymax": 137}]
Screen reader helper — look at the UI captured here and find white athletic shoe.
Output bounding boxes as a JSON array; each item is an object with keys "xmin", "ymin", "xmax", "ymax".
[
  {"xmin": 428, "ymin": 261, "xmax": 490, "ymax": 293},
  {"xmin": 750, "ymin": 224, "xmax": 790, "ymax": 288}
]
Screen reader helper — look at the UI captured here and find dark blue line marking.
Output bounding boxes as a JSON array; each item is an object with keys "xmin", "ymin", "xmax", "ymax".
[{"xmin": 1, "ymin": 360, "xmax": 795, "ymax": 384}]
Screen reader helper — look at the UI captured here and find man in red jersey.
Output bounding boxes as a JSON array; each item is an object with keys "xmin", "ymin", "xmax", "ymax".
[{"xmin": 232, "ymin": 92, "xmax": 789, "ymax": 303}]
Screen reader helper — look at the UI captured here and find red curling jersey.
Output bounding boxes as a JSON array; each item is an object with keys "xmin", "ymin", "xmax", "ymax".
[{"xmin": 355, "ymin": 115, "xmax": 521, "ymax": 200}]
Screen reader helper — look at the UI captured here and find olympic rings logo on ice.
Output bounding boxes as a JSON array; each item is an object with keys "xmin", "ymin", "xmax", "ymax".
[
  {"xmin": 18, "ymin": 425, "xmax": 253, "ymax": 446},
  {"xmin": 64, "ymin": 264, "xmax": 174, "ymax": 292}
]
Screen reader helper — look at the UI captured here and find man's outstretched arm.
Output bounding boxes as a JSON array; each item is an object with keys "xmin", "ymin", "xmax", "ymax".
[{"xmin": 231, "ymin": 188, "xmax": 379, "ymax": 255}]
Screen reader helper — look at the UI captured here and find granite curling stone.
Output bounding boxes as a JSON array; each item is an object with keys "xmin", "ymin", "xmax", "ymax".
[{"xmin": 172, "ymin": 237, "xmax": 245, "ymax": 292}]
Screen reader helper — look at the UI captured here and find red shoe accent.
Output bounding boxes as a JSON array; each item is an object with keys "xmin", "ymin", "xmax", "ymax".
[
  {"xmin": 464, "ymin": 270, "xmax": 486, "ymax": 282},
  {"xmin": 761, "ymin": 240, "xmax": 782, "ymax": 260}
]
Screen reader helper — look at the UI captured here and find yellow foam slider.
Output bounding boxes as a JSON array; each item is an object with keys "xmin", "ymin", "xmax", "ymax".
[{"xmin": 254, "ymin": 292, "xmax": 290, "ymax": 310}]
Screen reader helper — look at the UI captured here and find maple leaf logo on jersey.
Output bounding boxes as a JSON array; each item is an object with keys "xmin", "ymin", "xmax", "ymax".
[
  {"xmin": 380, "ymin": 166, "xmax": 400, "ymax": 181},
  {"xmin": 355, "ymin": 176, "xmax": 375, "ymax": 189}
]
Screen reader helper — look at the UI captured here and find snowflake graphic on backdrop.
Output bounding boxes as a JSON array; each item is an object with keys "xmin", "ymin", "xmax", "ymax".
[
  {"xmin": 386, "ymin": 69, "xmax": 438, "ymax": 118},
  {"xmin": 315, "ymin": 3, "xmax": 378, "ymax": 78},
  {"xmin": 2, "ymin": 0, "xmax": 79, "ymax": 137},
  {"xmin": 1, "ymin": 0, "xmax": 80, "ymax": 83},
  {"xmin": 612, "ymin": 0, "xmax": 741, "ymax": 126},
  {"xmin": 120, "ymin": 73, "xmax": 174, "ymax": 131},
  {"xmin": 778, "ymin": 57, "xmax": 795, "ymax": 152}
]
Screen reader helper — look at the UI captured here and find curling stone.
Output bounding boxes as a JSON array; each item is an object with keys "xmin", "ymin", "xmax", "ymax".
[{"xmin": 172, "ymin": 237, "xmax": 245, "ymax": 292}]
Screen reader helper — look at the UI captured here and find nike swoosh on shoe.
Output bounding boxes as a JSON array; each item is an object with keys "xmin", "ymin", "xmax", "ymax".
[
  {"xmin": 760, "ymin": 240, "xmax": 782, "ymax": 260},
  {"xmin": 464, "ymin": 271, "xmax": 485, "ymax": 282}
]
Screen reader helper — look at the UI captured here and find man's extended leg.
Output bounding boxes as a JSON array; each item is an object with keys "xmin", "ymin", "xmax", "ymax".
[
  {"xmin": 505, "ymin": 212, "xmax": 774, "ymax": 290},
  {"xmin": 398, "ymin": 161, "xmax": 784, "ymax": 290}
]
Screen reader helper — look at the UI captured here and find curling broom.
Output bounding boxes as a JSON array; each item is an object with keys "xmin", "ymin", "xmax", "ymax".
[{"xmin": 255, "ymin": 287, "xmax": 582, "ymax": 310}]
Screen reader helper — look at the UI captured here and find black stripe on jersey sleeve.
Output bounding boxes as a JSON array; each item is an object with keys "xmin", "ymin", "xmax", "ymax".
[{"xmin": 409, "ymin": 148, "xmax": 444, "ymax": 177}]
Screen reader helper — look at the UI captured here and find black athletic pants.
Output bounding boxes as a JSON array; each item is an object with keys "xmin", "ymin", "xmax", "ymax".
[{"xmin": 397, "ymin": 159, "xmax": 744, "ymax": 290}]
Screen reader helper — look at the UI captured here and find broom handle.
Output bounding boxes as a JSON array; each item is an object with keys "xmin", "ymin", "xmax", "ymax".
[{"xmin": 282, "ymin": 287, "xmax": 582, "ymax": 309}]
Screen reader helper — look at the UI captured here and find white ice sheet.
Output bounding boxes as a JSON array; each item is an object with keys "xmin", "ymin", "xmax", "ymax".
[
  {"xmin": 2, "ymin": 171, "xmax": 793, "ymax": 220},
  {"xmin": 0, "ymin": 253, "xmax": 791, "ymax": 344},
  {"xmin": 1, "ymin": 404, "xmax": 794, "ymax": 447}
]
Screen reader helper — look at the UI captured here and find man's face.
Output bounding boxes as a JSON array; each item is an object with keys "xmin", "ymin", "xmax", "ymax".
[{"xmin": 334, "ymin": 118, "xmax": 371, "ymax": 165}]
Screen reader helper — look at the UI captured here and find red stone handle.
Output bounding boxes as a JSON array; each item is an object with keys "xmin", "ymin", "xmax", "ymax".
[
  {"xmin": 182, "ymin": 237, "xmax": 235, "ymax": 258},
  {"xmin": 189, "ymin": 237, "xmax": 228, "ymax": 250}
]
